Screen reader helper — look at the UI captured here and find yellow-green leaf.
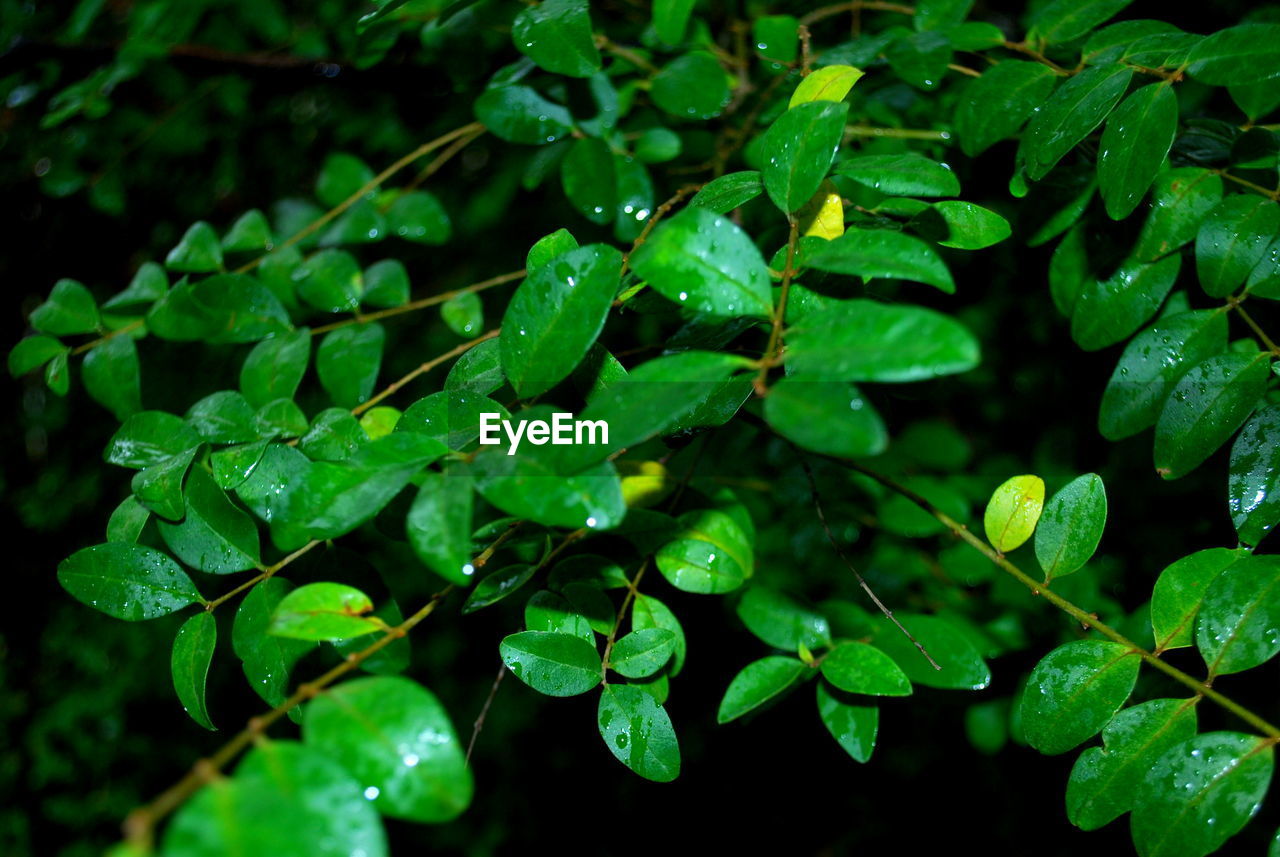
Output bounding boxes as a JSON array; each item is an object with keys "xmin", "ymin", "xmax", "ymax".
[
  {"xmin": 983, "ymin": 474, "xmax": 1045, "ymax": 552},
  {"xmin": 789, "ymin": 65, "xmax": 865, "ymax": 109}
]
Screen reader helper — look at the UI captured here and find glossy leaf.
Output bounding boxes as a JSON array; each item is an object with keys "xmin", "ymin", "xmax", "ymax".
[
  {"xmin": 1032, "ymin": 0, "xmax": 1134, "ymax": 44},
  {"xmin": 655, "ymin": 509, "xmax": 752, "ymax": 594},
  {"xmin": 1070, "ymin": 254, "xmax": 1181, "ymax": 351},
  {"xmin": 761, "ymin": 100, "xmax": 848, "ymax": 213},
  {"xmin": 500, "ymin": 631, "xmax": 602, "ymax": 696},
  {"xmin": 610, "ymin": 629, "xmax": 676, "ymax": 679},
  {"xmin": 651, "ymin": 52, "xmax": 729, "ymax": 120},
  {"xmin": 406, "ymin": 472, "xmax": 474, "ymax": 585},
  {"xmin": 1098, "ymin": 83, "xmax": 1178, "ymax": 220},
  {"xmin": 171, "ymin": 611, "xmax": 216, "ymax": 730},
  {"xmin": 1035, "ymin": 474, "xmax": 1107, "ymax": 580},
  {"xmin": 240, "ymin": 329, "xmax": 310, "ymax": 408},
  {"xmin": 764, "ymin": 377, "xmax": 887, "ymax": 459},
  {"xmin": 1133, "ymin": 168, "xmax": 1224, "ymax": 263},
  {"xmin": 317, "ymin": 323, "xmax": 384, "ymax": 408},
  {"xmin": 1151, "ymin": 548, "xmax": 1245, "ymax": 651},
  {"xmin": 690, "ymin": 171, "xmax": 764, "ymax": 214},
  {"xmin": 789, "ymin": 64, "xmax": 864, "ymax": 108},
  {"xmin": 1229, "ymin": 405, "xmax": 1280, "ymax": 546},
  {"xmin": 1021, "ymin": 640, "xmax": 1141, "ymax": 755},
  {"xmin": 983, "ymin": 474, "xmax": 1045, "ymax": 552},
  {"xmin": 597, "ymin": 684, "xmax": 680, "ymax": 782},
  {"xmin": 717, "ymin": 656, "xmax": 806, "ymax": 723},
  {"xmin": 233, "ymin": 578, "xmax": 315, "ymax": 708},
  {"xmin": 736, "ymin": 585, "xmax": 831, "ymax": 652},
  {"xmin": 82, "ymin": 334, "xmax": 142, "ymax": 420},
  {"xmin": 834, "ymin": 153, "xmax": 960, "ymax": 197},
  {"xmin": 1195, "ymin": 195, "xmax": 1280, "ymax": 298},
  {"xmin": 1187, "ymin": 24, "xmax": 1280, "ymax": 85},
  {"xmin": 955, "ymin": 61, "xmax": 1058, "ymax": 156},
  {"xmin": 165, "ymin": 222, "xmax": 223, "ymax": 273},
  {"xmin": 58, "ymin": 542, "xmax": 201, "ymax": 620},
  {"xmin": 821, "ymin": 642, "xmax": 911, "ymax": 696},
  {"xmin": 816, "ymin": 682, "xmax": 878, "ymax": 763},
  {"xmin": 158, "ymin": 467, "xmax": 261, "ymax": 574},
  {"xmin": 268, "ymin": 582, "xmax": 381, "ymax": 641},
  {"xmin": 1153, "ymin": 352, "xmax": 1270, "ymax": 480},
  {"xmin": 806, "ymin": 228, "xmax": 955, "ymax": 293},
  {"xmin": 1022, "ymin": 64, "xmax": 1132, "ymax": 181},
  {"xmin": 1196, "ymin": 555, "xmax": 1280, "ymax": 677},
  {"xmin": 31, "ymin": 278, "xmax": 100, "ymax": 335},
  {"xmin": 474, "ymin": 85, "xmax": 573, "ymax": 145},
  {"xmin": 512, "ymin": 0, "xmax": 600, "ymax": 78}
]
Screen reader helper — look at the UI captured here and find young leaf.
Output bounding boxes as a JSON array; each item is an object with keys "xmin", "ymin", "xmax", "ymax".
[
  {"xmin": 610, "ymin": 628, "xmax": 676, "ymax": 679},
  {"xmin": 1066, "ymin": 698, "xmax": 1199, "ymax": 831},
  {"xmin": 789, "ymin": 64, "xmax": 864, "ymax": 108},
  {"xmin": 630, "ymin": 207, "xmax": 772, "ymax": 318},
  {"xmin": 171, "ymin": 611, "xmax": 217, "ymax": 730},
  {"xmin": 820, "ymin": 642, "xmax": 912, "ymax": 696},
  {"xmin": 983, "ymin": 474, "xmax": 1045, "ymax": 553},
  {"xmin": 632, "ymin": 594, "xmax": 687, "ymax": 674},
  {"xmin": 760, "ymin": 100, "xmax": 849, "ymax": 213},
  {"xmin": 1196, "ymin": 555, "xmax": 1280, "ymax": 677},
  {"xmin": 1021, "ymin": 640, "xmax": 1141, "ymax": 755},
  {"xmin": 269, "ymin": 582, "xmax": 381, "ymax": 641},
  {"xmin": 1098, "ymin": 310, "xmax": 1229, "ymax": 440},
  {"xmin": 1098, "ymin": 83, "xmax": 1178, "ymax": 220},
  {"xmin": 303, "ymin": 676, "xmax": 472, "ymax": 822},
  {"xmin": 816, "ymin": 682, "xmax": 879, "ymax": 763},
  {"xmin": 717, "ymin": 656, "xmax": 806, "ymax": 723},
  {"xmin": 1153, "ymin": 352, "xmax": 1270, "ymax": 480},
  {"xmin": 806, "ymin": 227, "xmax": 955, "ymax": 293},
  {"xmin": 786, "ymin": 299, "xmax": 979, "ymax": 381},
  {"xmin": 1035, "ymin": 474, "xmax": 1107, "ymax": 580},
  {"xmin": 499, "ymin": 631, "xmax": 602, "ymax": 696},
  {"xmin": 233, "ymin": 578, "xmax": 315, "ymax": 708},
  {"xmin": 597, "ymin": 684, "xmax": 681, "ymax": 782},
  {"xmin": 1229, "ymin": 405, "xmax": 1280, "ymax": 546},
  {"xmin": 499, "ymin": 244, "xmax": 621, "ymax": 397},
  {"xmin": 57, "ymin": 542, "xmax": 201, "ymax": 620},
  {"xmin": 764, "ymin": 378, "xmax": 887, "ymax": 459},
  {"xmin": 1131, "ymin": 732, "xmax": 1275, "ymax": 857},
  {"xmin": 1021, "ymin": 64, "xmax": 1132, "ymax": 181}
]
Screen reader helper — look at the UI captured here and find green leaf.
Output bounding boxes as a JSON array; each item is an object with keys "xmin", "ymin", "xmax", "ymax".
[
  {"xmin": 690, "ymin": 171, "xmax": 764, "ymax": 214},
  {"xmin": 386, "ymin": 192, "xmax": 451, "ymax": 245},
  {"xmin": 754, "ymin": 15, "xmax": 798, "ymax": 64},
  {"xmin": 786, "ymin": 299, "xmax": 980, "ymax": 382},
  {"xmin": 651, "ymin": 0, "xmax": 693, "ymax": 44},
  {"xmin": 525, "ymin": 590, "xmax": 594, "ymax": 644},
  {"xmin": 184, "ymin": 391, "xmax": 259, "ymax": 444},
  {"xmin": 735, "ymin": 585, "xmax": 831, "ymax": 652},
  {"xmin": 610, "ymin": 629, "xmax": 676, "ymax": 678},
  {"xmin": 1195, "ymin": 196, "xmax": 1280, "ymax": 298},
  {"xmin": 299, "ymin": 408, "xmax": 368, "ymax": 461},
  {"xmin": 304, "ymin": 676, "xmax": 472, "ymax": 822},
  {"xmin": 499, "ymin": 244, "xmax": 621, "ymax": 397},
  {"xmin": 317, "ymin": 323, "xmax": 384, "ymax": 408},
  {"xmin": 806, "ymin": 229, "xmax": 955, "ymax": 292},
  {"xmin": 632, "ymin": 594, "xmax": 687, "ymax": 675},
  {"xmin": 1197, "ymin": 555, "xmax": 1280, "ymax": 676},
  {"xmin": 233, "ymin": 578, "xmax": 315, "ymax": 708},
  {"xmin": 500, "ymin": 630, "xmax": 602, "ymax": 696},
  {"xmin": 1066, "ymin": 698, "xmax": 1199, "ymax": 831},
  {"xmin": 165, "ymin": 222, "xmax": 224, "ymax": 273},
  {"xmin": 462, "ymin": 563, "xmax": 537, "ymax": 613},
  {"xmin": 821, "ymin": 641, "xmax": 911, "ymax": 696},
  {"xmin": 1131, "ymin": 733, "xmax": 1274, "ymax": 857},
  {"xmin": 316, "ymin": 153, "xmax": 375, "ymax": 208},
  {"xmin": 761, "ymin": 100, "xmax": 849, "ymax": 213},
  {"xmin": 911, "ymin": 201, "xmax": 1011, "ymax": 250},
  {"xmin": 651, "ymin": 52, "xmax": 730, "ymax": 120},
  {"xmin": 869, "ymin": 613, "xmax": 989, "ymax": 690},
  {"xmin": 82, "ymin": 334, "xmax": 142, "ymax": 420},
  {"xmin": 57, "ymin": 542, "xmax": 201, "ymax": 620},
  {"xmin": 1022, "ymin": 64, "xmax": 1133, "ymax": 181},
  {"xmin": 816, "ymin": 682, "xmax": 878, "ymax": 763},
  {"xmin": 132, "ymin": 447, "xmax": 199, "ymax": 520},
  {"xmin": 630, "ymin": 207, "xmax": 772, "ymax": 318},
  {"xmin": 269, "ymin": 582, "xmax": 381, "ymax": 641},
  {"xmin": 441, "ymin": 291, "xmax": 483, "ymax": 337},
  {"xmin": 834, "ymin": 153, "xmax": 960, "ymax": 197},
  {"xmin": 655, "ymin": 508, "xmax": 752, "ymax": 594},
  {"xmin": 1229, "ymin": 405, "xmax": 1280, "ymax": 546},
  {"xmin": 1021, "ymin": 640, "xmax": 1141, "ymax": 755},
  {"xmin": 955, "ymin": 60, "xmax": 1058, "ymax": 156},
  {"xmin": 1070, "ymin": 254, "xmax": 1181, "ymax": 351},
  {"xmin": 597, "ymin": 684, "xmax": 681, "ymax": 782},
  {"xmin": 163, "ymin": 741, "xmax": 388, "ymax": 857},
  {"xmin": 983, "ymin": 474, "xmax": 1045, "ymax": 552},
  {"xmin": 717, "ymin": 656, "xmax": 806, "ymax": 723},
  {"xmin": 8, "ymin": 335, "xmax": 67, "ymax": 376},
  {"xmin": 884, "ymin": 29, "xmax": 951, "ymax": 90},
  {"xmin": 474, "ymin": 85, "xmax": 573, "ymax": 145},
  {"xmin": 171, "ymin": 611, "xmax": 217, "ymax": 730},
  {"xmin": 221, "ymin": 209, "xmax": 273, "ymax": 253},
  {"xmin": 295, "ymin": 249, "xmax": 363, "ymax": 312},
  {"xmin": 1032, "ymin": 0, "xmax": 1134, "ymax": 44},
  {"xmin": 1151, "ymin": 548, "xmax": 1245, "ymax": 651},
  {"xmin": 103, "ymin": 262, "xmax": 168, "ymax": 314},
  {"xmin": 512, "ymin": 0, "xmax": 600, "ymax": 78},
  {"xmin": 406, "ymin": 472, "xmax": 474, "ymax": 585},
  {"xmin": 30, "ymin": 278, "xmax": 100, "ymax": 335},
  {"xmin": 1035, "ymin": 474, "xmax": 1107, "ymax": 580},
  {"xmin": 362, "ymin": 259, "xmax": 410, "ymax": 309},
  {"xmin": 107, "ymin": 495, "xmax": 150, "ymax": 543},
  {"xmin": 1187, "ymin": 24, "xmax": 1280, "ymax": 85},
  {"xmin": 1098, "ymin": 310, "xmax": 1229, "ymax": 440},
  {"xmin": 789, "ymin": 64, "xmax": 865, "ymax": 108},
  {"xmin": 1154, "ymin": 352, "xmax": 1270, "ymax": 480},
  {"xmin": 240, "ymin": 329, "xmax": 310, "ymax": 408},
  {"xmin": 234, "ymin": 445, "xmax": 313, "ymax": 547},
  {"xmin": 1098, "ymin": 83, "xmax": 1178, "ymax": 220},
  {"xmin": 45, "ymin": 351, "xmax": 68, "ymax": 395},
  {"xmin": 147, "ymin": 274, "xmax": 291, "ymax": 344},
  {"xmin": 398, "ymin": 390, "xmax": 508, "ymax": 450},
  {"xmin": 157, "ymin": 467, "xmax": 261, "ymax": 574},
  {"xmin": 764, "ymin": 377, "xmax": 887, "ymax": 458}
]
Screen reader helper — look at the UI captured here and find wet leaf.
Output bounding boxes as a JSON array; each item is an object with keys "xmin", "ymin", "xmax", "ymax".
[
  {"xmin": 1153, "ymin": 352, "xmax": 1270, "ymax": 480},
  {"xmin": 1021, "ymin": 640, "xmax": 1141, "ymax": 755},
  {"xmin": 1098, "ymin": 83, "xmax": 1178, "ymax": 220},
  {"xmin": 1022, "ymin": 64, "xmax": 1132, "ymax": 181},
  {"xmin": 158, "ymin": 467, "xmax": 261, "ymax": 574},
  {"xmin": 789, "ymin": 64, "xmax": 864, "ymax": 108},
  {"xmin": 500, "ymin": 630, "xmax": 602, "ymax": 696},
  {"xmin": 1229, "ymin": 405, "xmax": 1280, "ymax": 546},
  {"xmin": 58, "ymin": 542, "xmax": 201, "ymax": 620},
  {"xmin": 821, "ymin": 641, "xmax": 912, "ymax": 696},
  {"xmin": 717, "ymin": 656, "xmax": 806, "ymax": 723},
  {"xmin": 983, "ymin": 475, "xmax": 1044, "ymax": 552},
  {"xmin": 269, "ymin": 582, "xmax": 381, "ymax": 641},
  {"xmin": 1196, "ymin": 555, "xmax": 1280, "ymax": 677},
  {"xmin": 1035, "ymin": 473, "xmax": 1107, "ymax": 580},
  {"xmin": 171, "ymin": 611, "xmax": 217, "ymax": 730},
  {"xmin": 610, "ymin": 629, "xmax": 676, "ymax": 679},
  {"xmin": 761, "ymin": 100, "xmax": 849, "ymax": 213},
  {"xmin": 597, "ymin": 684, "xmax": 680, "ymax": 781}
]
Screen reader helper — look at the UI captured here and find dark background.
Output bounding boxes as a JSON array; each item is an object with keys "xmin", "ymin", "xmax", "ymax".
[{"xmin": 2, "ymin": 1, "xmax": 1277, "ymax": 854}]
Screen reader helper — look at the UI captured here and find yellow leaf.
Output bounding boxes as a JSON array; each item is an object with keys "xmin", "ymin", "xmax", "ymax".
[
  {"xmin": 798, "ymin": 181, "xmax": 845, "ymax": 240},
  {"xmin": 618, "ymin": 460, "xmax": 673, "ymax": 509},
  {"xmin": 789, "ymin": 65, "xmax": 865, "ymax": 109},
  {"xmin": 983, "ymin": 474, "xmax": 1045, "ymax": 553}
]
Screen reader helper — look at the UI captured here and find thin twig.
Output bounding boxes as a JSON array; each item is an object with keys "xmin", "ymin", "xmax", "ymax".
[
  {"xmin": 308, "ymin": 269, "xmax": 524, "ymax": 336},
  {"xmin": 466, "ymin": 663, "xmax": 507, "ymax": 764},
  {"xmin": 351, "ymin": 329, "xmax": 500, "ymax": 416}
]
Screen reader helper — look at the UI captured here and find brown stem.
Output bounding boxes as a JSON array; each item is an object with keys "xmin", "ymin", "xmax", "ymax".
[{"xmin": 350, "ymin": 329, "xmax": 500, "ymax": 416}]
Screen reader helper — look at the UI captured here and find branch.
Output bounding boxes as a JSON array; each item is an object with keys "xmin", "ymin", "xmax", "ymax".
[
  {"xmin": 308, "ymin": 270, "xmax": 524, "ymax": 337},
  {"xmin": 350, "ymin": 328, "xmax": 500, "ymax": 416}
]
